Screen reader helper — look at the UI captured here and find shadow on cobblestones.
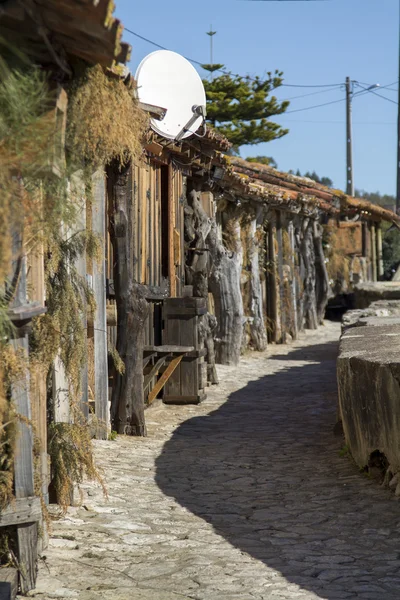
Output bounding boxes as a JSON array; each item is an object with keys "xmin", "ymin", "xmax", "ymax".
[{"xmin": 156, "ymin": 339, "xmax": 400, "ymax": 600}]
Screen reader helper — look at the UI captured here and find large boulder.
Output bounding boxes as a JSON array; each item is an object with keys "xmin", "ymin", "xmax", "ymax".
[
  {"xmin": 353, "ymin": 282, "xmax": 400, "ymax": 309},
  {"xmin": 342, "ymin": 300, "xmax": 400, "ymax": 332},
  {"xmin": 337, "ymin": 321, "xmax": 400, "ymax": 479}
]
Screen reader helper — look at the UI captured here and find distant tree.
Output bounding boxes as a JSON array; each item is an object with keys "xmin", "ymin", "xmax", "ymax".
[
  {"xmin": 303, "ymin": 171, "xmax": 333, "ymax": 188},
  {"xmin": 202, "ymin": 65, "xmax": 289, "ymax": 151},
  {"xmin": 288, "ymin": 169, "xmax": 333, "ymax": 188},
  {"xmin": 245, "ymin": 156, "xmax": 278, "ymax": 168},
  {"xmin": 355, "ymin": 189, "xmax": 396, "ymax": 209}
]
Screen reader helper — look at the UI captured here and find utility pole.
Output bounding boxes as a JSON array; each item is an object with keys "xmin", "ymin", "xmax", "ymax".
[
  {"xmin": 206, "ymin": 25, "xmax": 217, "ymax": 79},
  {"xmin": 346, "ymin": 76, "xmax": 354, "ymax": 197}
]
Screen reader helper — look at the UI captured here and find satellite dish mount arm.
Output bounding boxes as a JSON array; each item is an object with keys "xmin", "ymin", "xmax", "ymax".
[{"xmin": 175, "ymin": 105, "xmax": 206, "ymax": 143}]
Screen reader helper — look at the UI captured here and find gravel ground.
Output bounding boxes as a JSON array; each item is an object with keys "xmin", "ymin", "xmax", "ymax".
[{"xmin": 28, "ymin": 321, "xmax": 400, "ymax": 600}]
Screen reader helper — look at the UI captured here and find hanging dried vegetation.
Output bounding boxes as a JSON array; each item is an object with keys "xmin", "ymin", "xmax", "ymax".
[
  {"xmin": 66, "ymin": 64, "xmax": 147, "ymax": 169},
  {"xmin": 0, "ymin": 52, "xmax": 146, "ymax": 512}
]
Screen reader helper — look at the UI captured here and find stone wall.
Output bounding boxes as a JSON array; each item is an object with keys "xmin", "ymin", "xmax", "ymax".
[
  {"xmin": 337, "ymin": 299, "xmax": 400, "ymax": 493},
  {"xmin": 353, "ymin": 282, "xmax": 400, "ymax": 309}
]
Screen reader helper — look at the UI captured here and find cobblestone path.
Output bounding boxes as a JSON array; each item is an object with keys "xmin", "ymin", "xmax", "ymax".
[{"xmin": 31, "ymin": 321, "xmax": 400, "ymax": 600}]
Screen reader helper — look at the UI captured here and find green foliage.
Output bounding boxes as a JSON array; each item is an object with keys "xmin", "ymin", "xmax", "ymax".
[
  {"xmin": 245, "ymin": 156, "xmax": 277, "ymax": 168},
  {"xmin": 202, "ymin": 66, "xmax": 289, "ymax": 150},
  {"xmin": 355, "ymin": 189, "xmax": 396, "ymax": 208},
  {"xmin": 339, "ymin": 445, "xmax": 350, "ymax": 458},
  {"xmin": 108, "ymin": 430, "xmax": 118, "ymax": 441}
]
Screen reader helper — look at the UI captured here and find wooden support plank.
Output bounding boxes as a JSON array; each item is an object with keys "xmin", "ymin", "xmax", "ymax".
[
  {"xmin": 147, "ymin": 355, "xmax": 183, "ymax": 405},
  {"xmin": 168, "ymin": 163, "xmax": 176, "ymax": 297},
  {"xmin": 0, "ymin": 568, "xmax": 18, "ymax": 600},
  {"xmin": 276, "ymin": 212, "xmax": 286, "ymax": 344},
  {"xmin": 71, "ymin": 172, "xmax": 89, "ymax": 418},
  {"xmin": 0, "ymin": 497, "xmax": 41, "ymax": 528},
  {"xmin": 92, "ymin": 170, "xmax": 109, "ymax": 439},
  {"xmin": 376, "ymin": 223, "xmax": 384, "ymax": 279},
  {"xmin": 371, "ymin": 223, "xmax": 377, "ymax": 282},
  {"xmin": 9, "ymin": 242, "xmax": 37, "ymax": 594},
  {"xmin": 27, "ymin": 242, "xmax": 48, "ymax": 504},
  {"xmin": 140, "ymin": 165, "xmax": 148, "ymax": 284},
  {"xmin": 157, "ymin": 166, "xmax": 161, "ymax": 287},
  {"xmin": 11, "ymin": 337, "xmax": 34, "ymax": 501},
  {"xmin": 16, "ymin": 523, "xmax": 37, "ymax": 594},
  {"xmin": 288, "ymin": 221, "xmax": 298, "ymax": 341},
  {"xmin": 143, "ymin": 355, "xmax": 171, "ymax": 392},
  {"xmin": 267, "ymin": 221, "xmax": 279, "ymax": 343}
]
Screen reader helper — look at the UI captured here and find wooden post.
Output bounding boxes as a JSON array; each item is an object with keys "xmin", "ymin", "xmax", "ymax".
[
  {"xmin": 376, "ymin": 223, "xmax": 384, "ymax": 280},
  {"xmin": 371, "ymin": 222, "xmax": 377, "ymax": 282},
  {"xmin": 245, "ymin": 208, "xmax": 267, "ymax": 351},
  {"xmin": 362, "ymin": 220, "xmax": 371, "ymax": 281},
  {"xmin": 183, "ymin": 185, "xmax": 218, "ymax": 384},
  {"xmin": 288, "ymin": 220, "xmax": 298, "ymax": 340},
  {"xmin": 74, "ymin": 174, "xmax": 89, "ymax": 419},
  {"xmin": 109, "ymin": 162, "xmax": 148, "ymax": 436},
  {"xmin": 300, "ymin": 218, "xmax": 318, "ymax": 330},
  {"xmin": 208, "ymin": 206, "xmax": 244, "ymax": 365},
  {"xmin": 313, "ymin": 220, "xmax": 331, "ymax": 324},
  {"xmin": 168, "ymin": 163, "xmax": 176, "ymax": 297},
  {"xmin": 10, "ymin": 240, "xmax": 37, "ymax": 594},
  {"xmin": 267, "ymin": 219, "xmax": 281, "ymax": 343},
  {"xmin": 91, "ymin": 170, "xmax": 109, "ymax": 439},
  {"xmin": 276, "ymin": 212, "xmax": 286, "ymax": 343},
  {"xmin": 27, "ymin": 244, "xmax": 48, "ymax": 504}
]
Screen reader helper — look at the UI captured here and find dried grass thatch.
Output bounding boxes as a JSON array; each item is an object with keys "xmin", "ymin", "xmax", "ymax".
[{"xmin": 66, "ymin": 65, "xmax": 148, "ymax": 169}]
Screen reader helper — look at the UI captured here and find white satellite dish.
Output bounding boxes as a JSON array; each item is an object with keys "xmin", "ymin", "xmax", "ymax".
[{"xmin": 135, "ymin": 50, "xmax": 207, "ymax": 142}]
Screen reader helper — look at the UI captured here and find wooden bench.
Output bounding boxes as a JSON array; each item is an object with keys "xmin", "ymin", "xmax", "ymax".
[{"xmin": 143, "ymin": 345, "xmax": 194, "ymax": 405}]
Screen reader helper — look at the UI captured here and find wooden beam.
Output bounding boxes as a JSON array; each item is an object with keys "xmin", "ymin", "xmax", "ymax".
[
  {"xmin": 9, "ymin": 241, "xmax": 38, "ymax": 595},
  {"xmin": 91, "ymin": 170, "xmax": 109, "ymax": 439},
  {"xmin": 0, "ymin": 497, "xmax": 41, "ymax": 528},
  {"xmin": 168, "ymin": 163, "xmax": 176, "ymax": 297},
  {"xmin": 147, "ymin": 355, "xmax": 183, "ymax": 405}
]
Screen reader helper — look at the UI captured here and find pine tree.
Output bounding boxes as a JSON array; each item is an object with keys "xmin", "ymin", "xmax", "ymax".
[
  {"xmin": 202, "ymin": 66, "xmax": 289, "ymax": 151},
  {"xmin": 246, "ymin": 156, "xmax": 277, "ymax": 168}
]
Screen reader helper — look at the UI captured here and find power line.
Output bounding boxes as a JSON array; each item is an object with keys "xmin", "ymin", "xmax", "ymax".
[
  {"xmin": 124, "ymin": 27, "xmax": 342, "ymax": 89},
  {"xmin": 281, "ymin": 82, "xmax": 341, "ymax": 88},
  {"xmin": 355, "ymin": 82, "xmax": 398, "ymax": 105},
  {"xmin": 283, "ymin": 86, "xmax": 342, "ymax": 100},
  {"xmin": 284, "ymin": 96, "xmax": 346, "ymax": 113},
  {"xmin": 279, "ymin": 119, "xmax": 396, "ymax": 124}
]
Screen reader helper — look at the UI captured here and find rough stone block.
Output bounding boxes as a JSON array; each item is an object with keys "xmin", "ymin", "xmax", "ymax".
[
  {"xmin": 337, "ymin": 321, "xmax": 400, "ymax": 472},
  {"xmin": 353, "ymin": 282, "xmax": 400, "ymax": 309}
]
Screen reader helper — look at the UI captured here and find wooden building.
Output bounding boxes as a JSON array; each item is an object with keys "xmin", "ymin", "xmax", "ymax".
[{"xmin": 1, "ymin": 2, "xmax": 400, "ymax": 598}]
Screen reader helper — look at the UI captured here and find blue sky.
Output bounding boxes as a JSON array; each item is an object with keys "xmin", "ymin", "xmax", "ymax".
[{"xmin": 115, "ymin": 0, "xmax": 398, "ymax": 196}]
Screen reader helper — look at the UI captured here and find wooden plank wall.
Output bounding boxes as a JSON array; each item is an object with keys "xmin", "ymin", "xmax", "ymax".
[
  {"xmin": 130, "ymin": 158, "xmax": 185, "ymax": 344},
  {"xmin": 105, "ymin": 157, "xmax": 186, "ymax": 400},
  {"xmin": 91, "ymin": 170, "xmax": 109, "ymax": 439},
  {"xmin": 10, "ymin": 235, "xmax": 38, "ymax": 593}
]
